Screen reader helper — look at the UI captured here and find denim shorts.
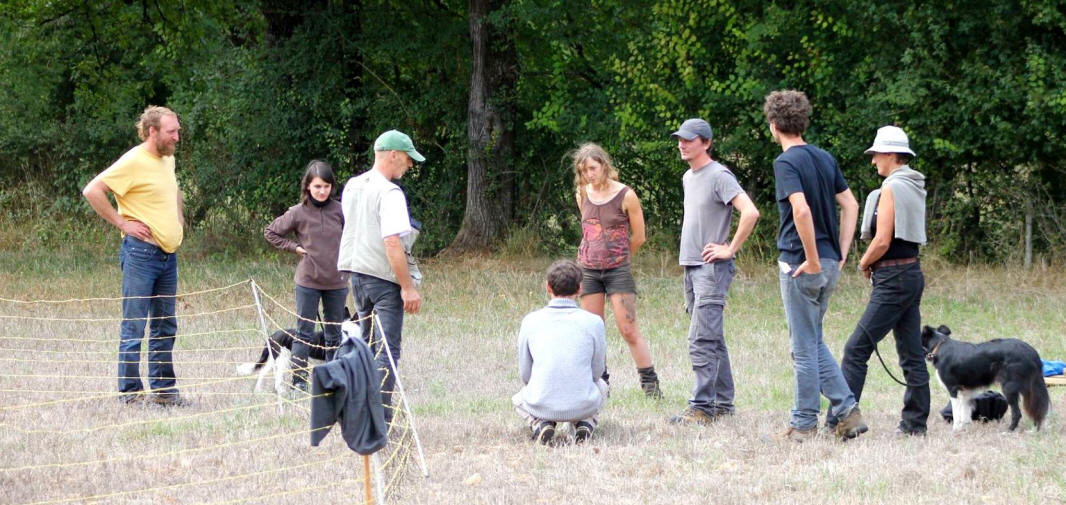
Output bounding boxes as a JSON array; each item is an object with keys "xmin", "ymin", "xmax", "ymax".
[{"xmin": 580, "ymin": 263, "xmax": 637, "ymax": 296}]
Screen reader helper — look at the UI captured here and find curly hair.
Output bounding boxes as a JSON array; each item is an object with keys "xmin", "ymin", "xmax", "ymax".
[
  {"xmin": 763, "ymin": 90, "xmax": 811, "ymax": 135},
  {"xmin": 571, "ymin": 143, "xmax": 619, "ymax": 199},
  {"xmin": 135, "ymin": 106, "xmax": 178, "ymax": 141}
]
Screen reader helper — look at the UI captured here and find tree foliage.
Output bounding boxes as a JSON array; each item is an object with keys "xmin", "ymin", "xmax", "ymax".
[{"xmin": 1, "ymin": 0, "xmax": 1064, "ymax": 261}]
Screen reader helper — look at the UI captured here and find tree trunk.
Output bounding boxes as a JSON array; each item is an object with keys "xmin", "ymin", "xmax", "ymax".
[
  {"xmin": 447, "ymin": 0, "xmax": 515, "ymax": 252},
  {"xmin": 1025, "ymin": 198, "xmax": 1033, "ymax": 269}
]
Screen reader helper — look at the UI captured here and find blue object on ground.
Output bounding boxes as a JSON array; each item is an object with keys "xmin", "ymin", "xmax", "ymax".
[{"xmin": 1043, "ymin": 360, "xmax": 1065, "ymax": 377}]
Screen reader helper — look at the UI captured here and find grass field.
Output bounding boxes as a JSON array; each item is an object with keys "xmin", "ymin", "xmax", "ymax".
[{"xmin": 2, "ymin": 250, "xmax": 1065, "ymax": 504}]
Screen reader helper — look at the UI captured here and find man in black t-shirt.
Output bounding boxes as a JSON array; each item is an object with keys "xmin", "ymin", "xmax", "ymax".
[{"xmin": 763, "ymin": 90, "xmax": 866, "ymax": 442}]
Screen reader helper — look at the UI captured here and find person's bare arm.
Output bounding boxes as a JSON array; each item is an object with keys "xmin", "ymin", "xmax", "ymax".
[
  {"xmin": 858, "ymin": 186, "xmax": 895, "ymax": 279},
  {"xmin": 622, "ymin": 189, "xmax": 646, "ymax": 255},
  {"xmin": 703, "ymin": 192, "xmax": 760, "ymax": 262},
  {"xmin": 82, "ymin": 178, "xmax": 151, "ymax": 241},
  {"xmin": 177, "ymin": 190, "xmax": 185, "ymax": 228},
  {"xmin": 384, "ymin": 235, "xmax": 421, "ymax": 314},
  {"xmin": 835, "ymin": 188, "xmax": 859, "ymax": 269}
]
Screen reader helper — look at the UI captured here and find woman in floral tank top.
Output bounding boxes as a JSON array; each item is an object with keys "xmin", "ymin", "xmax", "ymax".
[{"xmin": 573, "ymin": 143, "xmax": 661, "ymax": 398}]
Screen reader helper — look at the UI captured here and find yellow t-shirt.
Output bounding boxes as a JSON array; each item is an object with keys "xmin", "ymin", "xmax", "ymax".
[{"xmin": 96, "ymin": 145, "xmax": 183, "ymax": 253}]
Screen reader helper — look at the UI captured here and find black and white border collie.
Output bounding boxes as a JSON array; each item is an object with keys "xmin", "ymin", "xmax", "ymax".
[
  {"xmin": 236, "ymin": 328, "xmax": 331, "ymax": 394},
  {"xmin": 922, "ymin": 324, "xmax": 1051, "ymax": 431}
]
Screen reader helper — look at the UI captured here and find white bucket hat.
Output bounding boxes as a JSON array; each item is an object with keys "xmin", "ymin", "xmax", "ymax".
[{"xmin": 864, "ymin": 125, "xmax": 915, "ymax": 156}]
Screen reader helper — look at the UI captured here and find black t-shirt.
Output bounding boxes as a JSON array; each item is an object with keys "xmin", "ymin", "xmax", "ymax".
[{"xmin": 773, "ymin": 144, "xmax": 849, "ymax": 264}]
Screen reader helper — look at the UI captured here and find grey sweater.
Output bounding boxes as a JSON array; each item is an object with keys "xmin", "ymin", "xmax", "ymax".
[
  {"xmin": 516, "ymin": 298, "xmax": 607, "ymax": 422},
  {"xmin": 860, "ymin": 165, "xmax": 927, "ymax": 245}
]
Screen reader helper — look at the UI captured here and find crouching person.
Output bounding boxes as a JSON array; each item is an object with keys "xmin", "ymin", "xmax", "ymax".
[{"xmin": 513, "ymin": 259, "xmax": 609, "ymax": 445}]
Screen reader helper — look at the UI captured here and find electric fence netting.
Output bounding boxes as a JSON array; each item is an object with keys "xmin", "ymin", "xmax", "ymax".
[{"xmin": 0, "ymin": 279, "xmax": 426, "ymax": 505}]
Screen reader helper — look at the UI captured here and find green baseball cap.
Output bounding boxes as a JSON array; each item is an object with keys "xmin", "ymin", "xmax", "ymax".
[{"xmin": 373, "ymin": 129, "xmax": 425, "ymax": 163}]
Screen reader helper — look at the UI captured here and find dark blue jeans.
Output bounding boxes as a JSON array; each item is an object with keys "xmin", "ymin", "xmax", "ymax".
[
  {"xmin": 351, "ymin": 273, "xmax": 404, "ymax": 417},
  {"xmin": 841, "ymin": 262, "xmax": 929, "ymax": 432},
  {"xmin": 118, "ymin": 236, "xmax": 178, "ymax": 394},
  {"xmin": 291, "ymin": 284, "xmax": 348, "ymax": 386}
]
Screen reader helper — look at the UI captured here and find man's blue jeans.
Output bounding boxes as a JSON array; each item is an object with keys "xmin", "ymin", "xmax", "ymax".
[
  {"xmin": 778, "ymin": 258, "xmax": 856, "ymax": 429},
  {"xmin": 683, "ymin": 260, "xmax": 736, "ymax": 415},
  {"xmin": 350, "ymin": 273, "xmax": 404, "ymax": 418},
  {"xmin": 118, "ymin": 236, "xmax": 178, "ymax": 394}
]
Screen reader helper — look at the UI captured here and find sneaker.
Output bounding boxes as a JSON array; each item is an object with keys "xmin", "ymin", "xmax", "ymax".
[
  {"xmin": 147, "ymin": 393, "xmax": 191, "ymax": 408},
  {"xmin": 531, "ymin": 421, "xmax": 556, "ymax": 445},
  {"xmin": 574, "ymin": 421, "xmax": 594, "ymax": 444},
  {"xmin": 669, "ymin": 406, "xmax": 717, "ymax": 425},
  {"xmin": 783, "ymin": 426, "xmax": 817, "ymax": 443},
  {"xmin": 834, "ymin": 406, "xmax": 869, "ymax": 440},
  {"xmin": 640, "ymin": 378, "xmax": 664, "ymax": 399}
]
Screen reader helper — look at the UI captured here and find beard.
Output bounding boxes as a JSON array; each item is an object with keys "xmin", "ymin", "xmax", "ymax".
[{"xmin": 156, "ymin": 138, "xmax": 177, "ymax": 156}]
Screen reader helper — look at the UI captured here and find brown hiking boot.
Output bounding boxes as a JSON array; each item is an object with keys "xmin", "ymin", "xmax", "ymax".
[
  {"xmin": 147, "ymin": 393, "xmax": 191, "ymax": 408},
  {"xmin": 783, "ymin": 426, "xmax": 817, "ymax": 443},
  {"xmin": 834, "ymin": 406, "xmax": 869, "ymax": 440},
  {"xmin": 118, "ymin": 391, "xmax": 145, "ymax": 405},
  {"xmin": 669, "ymin": 406, "xmax": 717, "ymax": 425}
]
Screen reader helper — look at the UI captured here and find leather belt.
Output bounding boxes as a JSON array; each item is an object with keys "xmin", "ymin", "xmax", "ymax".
[{"xmin": 871, "ymin": 257, "xmax": 918, "ymax": 270}]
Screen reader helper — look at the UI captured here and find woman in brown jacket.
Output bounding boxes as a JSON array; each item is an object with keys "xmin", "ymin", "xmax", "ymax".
[{"xmin": 264, "ymin": 160, "xmax": 348, "ymax": 393}]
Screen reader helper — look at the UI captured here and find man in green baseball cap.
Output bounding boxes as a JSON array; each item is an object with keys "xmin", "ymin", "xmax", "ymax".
[
  {"xmin": 338, "ymin": 128, "xmax": 425, "ymax": 421},
  {"xmin": 373, "ymin": 129, "xmax": 425, "ymax": 163}
]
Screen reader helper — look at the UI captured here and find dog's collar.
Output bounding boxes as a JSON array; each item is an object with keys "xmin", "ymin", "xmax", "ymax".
[{"xmin": 925, "ymin": 341, "xmax": 944, "ymax": 362}]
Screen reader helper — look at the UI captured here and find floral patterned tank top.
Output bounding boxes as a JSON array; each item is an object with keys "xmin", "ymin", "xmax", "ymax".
[{"xmin": 578, "ymin": 186, "xmax": 631, "ymax": 269}]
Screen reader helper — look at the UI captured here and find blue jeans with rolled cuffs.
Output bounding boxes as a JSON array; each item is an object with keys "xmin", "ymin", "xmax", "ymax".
[
  {"xmin": 778, "ymin": 258, "xmax": 856, "ymax": 430},
  {"xmin": 683, "ymin": 259, "xmax": 736, "ymax": 415},
  {"xmin": 350, "ymin": 273, "xmax": 404, "ymax": 419},
  {"xmin": 118, "ymin": 235, "xmax": 178, "ymax": 395}
]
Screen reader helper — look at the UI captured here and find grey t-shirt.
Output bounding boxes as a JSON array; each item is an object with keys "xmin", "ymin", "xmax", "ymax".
[{"xmin": 679, "ymin": 161, "xmax": 745, "ymax": 265}]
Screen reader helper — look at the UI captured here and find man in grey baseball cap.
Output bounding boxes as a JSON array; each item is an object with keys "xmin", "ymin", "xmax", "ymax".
[
  {"xmin": 671, "ymin": 118, "xmax": 714, "ymax": 141},
  {"xmin": 667, "ymin": 117, "xmax": 760, "ymax": 426}
]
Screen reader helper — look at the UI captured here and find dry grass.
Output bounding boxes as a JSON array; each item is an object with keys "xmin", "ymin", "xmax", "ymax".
[{"xmin": 2, "ymin": 251, "xmax": 1066, "ymax": 504}]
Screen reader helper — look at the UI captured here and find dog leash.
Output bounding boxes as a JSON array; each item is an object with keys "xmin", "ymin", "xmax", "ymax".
[{"xmin": 857, "ymin": 321, "xmax": 931, "ymax": 388}]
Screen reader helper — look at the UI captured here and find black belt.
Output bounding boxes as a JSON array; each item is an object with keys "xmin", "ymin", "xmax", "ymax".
[{"xmin": 871, "ymin": 257, "xmax": 918, "ymax": 270}]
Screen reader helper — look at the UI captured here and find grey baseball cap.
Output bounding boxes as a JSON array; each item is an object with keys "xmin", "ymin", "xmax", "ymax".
[{"xmin": 671, "ymin": 118, "xmax": 713, "ymax": 140}]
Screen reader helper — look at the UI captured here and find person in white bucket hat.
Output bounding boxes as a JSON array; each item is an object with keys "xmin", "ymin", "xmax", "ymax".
[
  {"xmin": 840, "ymin": 124, "xmax": 930, "ymax": 437},
  {"xmin": 864, "ymin": 125, "xmax": 916, "ymax": 157}
]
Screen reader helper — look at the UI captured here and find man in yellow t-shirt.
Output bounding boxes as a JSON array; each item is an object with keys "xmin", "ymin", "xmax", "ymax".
[{"xmin": 82, "ymin": 105, "xmax": 187, "ymax": 407}]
